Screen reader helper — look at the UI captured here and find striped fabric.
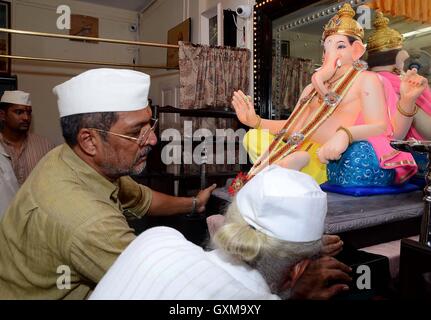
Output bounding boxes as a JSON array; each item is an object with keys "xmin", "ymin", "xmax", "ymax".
[
  {"xmin": 0, "ymin": 133, "xmax": 55, "ymax": 185},
  {"xmin": 90, "ymin": 227, "xmax": 280, "ymax": 300}
]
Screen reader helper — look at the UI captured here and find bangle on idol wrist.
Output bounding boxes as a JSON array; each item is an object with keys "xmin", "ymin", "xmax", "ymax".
[
  {"xmin": 337, "ymin": 126, "xmax": 353, "ymax": 145},
  {"xmin": 253, "ymin": 115, "xmax": 262, "ymax": 129},
  {"xmin": 397, "ymin": 101, "xmax": 418, "ymax": 117}
]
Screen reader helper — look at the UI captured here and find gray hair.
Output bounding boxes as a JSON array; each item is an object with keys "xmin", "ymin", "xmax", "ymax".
[{"xmin": 212, "ymin": 200, "xmax": 322, "ymax": 297}]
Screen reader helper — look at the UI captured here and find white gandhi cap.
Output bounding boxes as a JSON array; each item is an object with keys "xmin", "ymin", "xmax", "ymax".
[
  {"xmin": 53, "ymin": 68, "xmax": 150, "ymax": 117},
  {"xmin": 236, "ymin": 165, "xmax": 327, "ymax": 242},
  {"xmin": 1, "ymin": 90, "xmax": 32, "ymax": 106}
]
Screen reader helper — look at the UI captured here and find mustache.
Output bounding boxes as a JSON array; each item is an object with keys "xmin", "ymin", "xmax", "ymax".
[{"xmin": 137, "ymin": 146, "xmax": 152, "ymax": 159}]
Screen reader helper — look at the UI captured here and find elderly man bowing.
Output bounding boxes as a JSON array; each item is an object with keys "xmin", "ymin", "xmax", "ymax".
[
  {"xmin": 0, "ymin": 69, "xmax": 216, "ymax": 299},
  {"xmin": 90, "ymin": 165, "xmax": 352, "ymax": 300}
]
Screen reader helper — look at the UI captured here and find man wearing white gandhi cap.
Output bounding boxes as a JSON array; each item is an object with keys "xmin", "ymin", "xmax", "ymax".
[
  {"xmin": 0, "ymin": 90, "xmax": 54, "ymax": 185},
  {"xmin": 91, "ymin": 165, "xmax": 352, "ymax": 300},
  {"xmin": 0, "ymin": 68, "xmax": 216, "ymax": 300}
]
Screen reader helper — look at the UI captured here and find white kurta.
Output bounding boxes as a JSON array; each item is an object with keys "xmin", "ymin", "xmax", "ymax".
[
  {"xmin": 0, "ymin": 144, "xmax": 18, "ymax": 218},
  {"xmin": 90, "ymin": 227, "xmax": 280, "ymax": 300}
]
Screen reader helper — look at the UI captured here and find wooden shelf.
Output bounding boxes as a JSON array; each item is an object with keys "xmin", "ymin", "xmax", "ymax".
[{"xmin": 154, "ymin": 105, "xmax": 238, "ymax": 118}]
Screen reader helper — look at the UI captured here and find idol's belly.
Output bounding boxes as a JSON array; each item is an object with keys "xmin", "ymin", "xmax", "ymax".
[{"xmin": 290, "ymin": 102, "xmax": 362, "ymax": 145}]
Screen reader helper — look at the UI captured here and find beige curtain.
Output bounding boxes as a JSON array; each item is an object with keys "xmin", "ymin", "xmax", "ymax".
[
  {"xmin": 177, "ymin": 42, "xmax": 249, "ymax": 176},
  {"xmin": 272, "ymin": 56, "xmax": 313, "ymax": 113},
  {"xmin": 179, "ymin": 41, "xmax": 251, "ymax": 109},
  {"xmin": 369, "ymin": 0, "xmax": 431, "ymax": 24}
]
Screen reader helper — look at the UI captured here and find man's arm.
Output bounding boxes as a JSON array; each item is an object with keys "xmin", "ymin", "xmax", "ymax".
[
  {"xmin": 119, "ymin": 177, "xmax": 216, "ymax": 218},
  {"xmin": 70, "ymin": 211, "xmax": 137, "ymax": 284},
  {"xmin": 149, "ymin": 184, "xmax": 217, "ymax": 216}
]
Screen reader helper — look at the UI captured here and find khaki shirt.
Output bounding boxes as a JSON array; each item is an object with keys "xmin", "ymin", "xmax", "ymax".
[{"xmin": 0, "ymin": 144, "xmax": 152, "ymax": 299}]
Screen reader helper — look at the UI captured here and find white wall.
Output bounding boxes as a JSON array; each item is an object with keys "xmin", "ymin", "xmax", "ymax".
[
  {"xmin": 11, "ymin": 0, "xmax": 139, "ymax": 145},
  {"xmin": 138, "ymin": 0, "xmax": 184, "ymax": 107},
  {"xmin": 5, "ymin": 0, "xmax": 257, "ymax": 143}
]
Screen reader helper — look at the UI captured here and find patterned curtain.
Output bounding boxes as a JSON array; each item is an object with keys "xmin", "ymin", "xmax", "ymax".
[
  {"xmin": 272, "ymin": 56, "xmax": 313, "ymax": 114},
  {"xmin": 179, "ymin": 41, "xmax": 251, "ymax": 109},
  {"xmin": 176, "ymin": 42, "xmax": 250, "ymax": 177},
  {"xmin": 368, "ymin": 0, "xmax": 431, "ymax": 24}
]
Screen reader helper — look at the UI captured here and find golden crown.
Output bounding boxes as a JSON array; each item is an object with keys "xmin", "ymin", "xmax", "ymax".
[
  {"xmin": 367, "ymin": 11, "xmax": 403, "ymax": 53},
  {"xmin": 322, "ymin": 3, "xmax": 364, "ymax": 42}
]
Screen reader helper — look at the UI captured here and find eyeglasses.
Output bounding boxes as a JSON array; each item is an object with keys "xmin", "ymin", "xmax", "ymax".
[{"xmin": 90, "ymin": 118, "xmax": 158, "ymax": 145}]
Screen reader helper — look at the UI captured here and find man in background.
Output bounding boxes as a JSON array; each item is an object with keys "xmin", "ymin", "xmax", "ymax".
[{"xmin": 0, "ymin": 90, "xmax": 55, "ymax": 185}]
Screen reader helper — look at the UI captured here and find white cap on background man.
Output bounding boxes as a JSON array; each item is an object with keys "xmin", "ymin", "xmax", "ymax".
[{"xmin": 1, "ymin": 91, "xmax": 32, "ymax": 106}]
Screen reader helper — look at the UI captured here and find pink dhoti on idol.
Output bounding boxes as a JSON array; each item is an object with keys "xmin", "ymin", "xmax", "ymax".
[{"xmin": 366, "ymin": 74, "xmax": 418, "ymax": 184}]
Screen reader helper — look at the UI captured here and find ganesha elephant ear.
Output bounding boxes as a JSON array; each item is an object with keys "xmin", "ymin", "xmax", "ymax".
[{"xmin": 351, "ymin": 40, "xmax": 366, "ymax": 61}]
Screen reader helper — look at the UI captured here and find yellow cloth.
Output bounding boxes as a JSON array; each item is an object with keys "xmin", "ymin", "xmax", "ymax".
[
  {"xmin": 243, "ymin": 129, "xmax": 328, "ymax": 185},
  {"xmin": 0, "ymin": 144, "xmax": 153, "ymax": 300}
]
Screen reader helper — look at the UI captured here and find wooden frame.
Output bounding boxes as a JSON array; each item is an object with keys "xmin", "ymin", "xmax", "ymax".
[
  {"xmin": 0, "ymin": 1, "xmax": 10, "ymax": 75},
  {"xmin": 167, "ymin": 18, "xmax": 191, "ymax": 68},
  {"xmin": 70, "ymin": 14, "xmax": 99, "ymax": 43}
]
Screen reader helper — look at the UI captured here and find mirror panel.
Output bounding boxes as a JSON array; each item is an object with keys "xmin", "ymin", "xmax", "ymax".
[{"xmin": 254, "ymin": 0, "xmax": 431, "ymax": 120}]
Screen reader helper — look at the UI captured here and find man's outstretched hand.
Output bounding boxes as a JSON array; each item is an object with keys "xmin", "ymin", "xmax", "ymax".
[
  {"xmin": 291, "ymin": 256, "xmax": 352, "ymax": 300},
  {"xmin": 196, "ymin": 184, "xmax": 217, "ymax": 213}
]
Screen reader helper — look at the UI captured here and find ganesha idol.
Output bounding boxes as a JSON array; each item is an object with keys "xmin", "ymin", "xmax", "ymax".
[
  {"xmin": 367, "ymin": 11, "xmax": 431, "ymax": 177},
  {"xmin": 231, "ymin": 3, "xmax": 428, "ymax": 190}
]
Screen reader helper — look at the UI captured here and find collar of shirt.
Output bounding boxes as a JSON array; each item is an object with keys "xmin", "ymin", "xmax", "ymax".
[
  {"xmin": 0, "ymin": 132, "xmax": 28, "ymax": 159},
  {"xmin": 59, "ymin": 144, "xmax": 120, "ymax": 203},
  {"xmin": 0, "ymin": 142, "xmax": 11, "ymax": 159}
]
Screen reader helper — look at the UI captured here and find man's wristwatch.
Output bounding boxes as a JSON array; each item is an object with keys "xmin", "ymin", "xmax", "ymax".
[{"xmin": 191, "ymin": 196, "xmax": 198, "ymax": 215}]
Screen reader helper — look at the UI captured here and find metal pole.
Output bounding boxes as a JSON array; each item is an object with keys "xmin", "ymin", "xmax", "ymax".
[
  {"xmin": 0, "ymin": 28, "xmax": 179, "ymax": 49},
  {"xmin": 0, "ymin": 54, "xmax": 177, "ymax": 70}
]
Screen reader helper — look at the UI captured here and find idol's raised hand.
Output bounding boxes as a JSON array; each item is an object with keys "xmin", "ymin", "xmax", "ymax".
[
  {"xmin": 400, "ymin": 68, "xmax": 429, "ymax": 104},
  {"xmin": 231, "ymin": 90, "xmax": 259, "ymax": 128}
]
